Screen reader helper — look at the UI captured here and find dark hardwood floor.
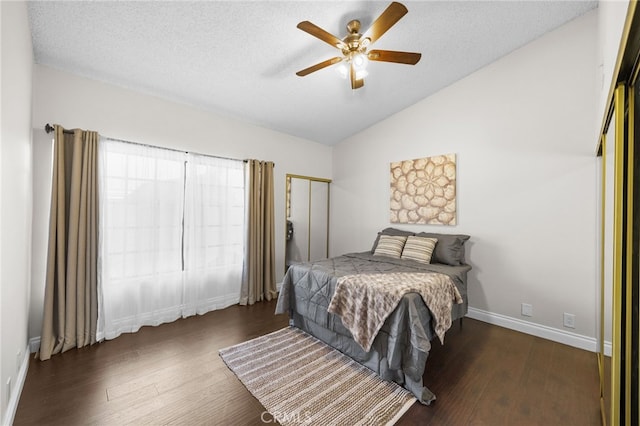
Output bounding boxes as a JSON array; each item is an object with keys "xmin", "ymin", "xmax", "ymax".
[{"xmin": 15, "ymin": 300, "xmax": 600, "ymax": 425}]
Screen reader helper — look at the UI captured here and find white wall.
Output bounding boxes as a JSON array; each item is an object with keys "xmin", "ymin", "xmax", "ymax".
[
  {"xmin": 331, "ymin": 11, "xmax": 599, "ymax": 346},
  {"xmin": 0, "ymin": 1, "xmax": 33, "ymax": 424},
  {"xmin": 29, "ymin": 65, "xmax": 333, "ymax": 342}
]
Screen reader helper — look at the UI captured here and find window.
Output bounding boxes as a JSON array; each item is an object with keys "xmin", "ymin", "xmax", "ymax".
[{"xmin": 98, "ymin": 139, "xmax": 244, "ymax": 340}]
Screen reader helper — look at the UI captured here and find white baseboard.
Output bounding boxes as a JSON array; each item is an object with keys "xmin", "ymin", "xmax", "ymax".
[
  {"xmin": 3, "ymin": 344, "xmax": 30, "ymax": 426},
  {"xmin": 467, "ymin": 307, "xmax": 611, "ymax": 355}
]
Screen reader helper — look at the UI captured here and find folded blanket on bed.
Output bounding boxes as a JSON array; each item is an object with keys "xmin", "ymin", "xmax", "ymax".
[{"xmin": 328, "ymin": 272, "xmax": 462, "ymax": 352}]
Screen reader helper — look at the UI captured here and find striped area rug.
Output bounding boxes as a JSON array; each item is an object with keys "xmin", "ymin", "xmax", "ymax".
[{"xmin": 219, "ymin": 327, "xmax": 416, "ymax": 426}]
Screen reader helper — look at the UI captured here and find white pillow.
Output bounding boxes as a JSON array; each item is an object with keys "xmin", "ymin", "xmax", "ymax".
[
  {"xmin": 373, "ymin": 235, "xmax": 408, "ymax": 258},
  {"xmin": 401, "ymin": 236, "xmax": 438, "ymax": 264}
]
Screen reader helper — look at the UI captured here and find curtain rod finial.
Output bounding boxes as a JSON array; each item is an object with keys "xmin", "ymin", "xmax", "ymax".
[{"xmin": 45, "ymin": 123, "xmax": 55, "ymax": 134}]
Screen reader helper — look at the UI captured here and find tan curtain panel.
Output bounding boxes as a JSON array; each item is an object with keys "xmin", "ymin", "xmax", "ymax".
[
  {"xmin": 39, "ymin": 125, "xmax": 99, "ymax": 360},
  {"xmin": 240, "ymin": 160, "xmax": 277, "ymax": 305}
]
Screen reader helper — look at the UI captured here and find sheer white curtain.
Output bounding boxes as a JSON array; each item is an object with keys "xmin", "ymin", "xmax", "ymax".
[
  {"xmin": 98, "ymin": 139, "xmax": 244, "ymax": 340},
  {"xmin": 182, "ymin": 154, "xmax": 245, "ymax": 316}
]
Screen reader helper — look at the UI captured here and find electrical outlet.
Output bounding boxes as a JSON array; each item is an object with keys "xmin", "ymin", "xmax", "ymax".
[
  {"xmin": 563, "ymin": 313, "xmax": 576, "ymax": 329},
  {"xmin": 521, "ymin": 303, "xmax": 533, "ymax": 317}
]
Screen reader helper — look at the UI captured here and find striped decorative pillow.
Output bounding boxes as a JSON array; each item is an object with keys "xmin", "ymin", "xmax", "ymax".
[
  {"xmin": 373, "ymin": 235, "xmax": 408, "ymax": 258},
  {"xmin": 401, "ymin": 236, "xmax": 438, "ymax": 264}
]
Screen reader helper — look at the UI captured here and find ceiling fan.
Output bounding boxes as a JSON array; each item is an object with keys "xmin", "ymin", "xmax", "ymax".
[{"xmin": 295, "ymin": 2, "xmax": 421, "ymax": 90}]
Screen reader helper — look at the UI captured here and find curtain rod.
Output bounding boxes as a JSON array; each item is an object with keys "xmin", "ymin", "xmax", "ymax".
[
  {"xmin": 104, "ymin": 135, "xmax": 250, "ymax": 164},
  {"xmin": 44, "ymin": 123, "xmax": 275, "ymax": 166}
]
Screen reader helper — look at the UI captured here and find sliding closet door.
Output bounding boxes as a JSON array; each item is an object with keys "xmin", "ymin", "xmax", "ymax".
[
  {"xmin": 285, "ymin": 174, "xmax": 331, "ymax": 271},
  {"xmin": 600, "ymin": 108, "xmax": 615, "ymax": 425},
  {"xmin": 286, "ymin": 177, "xmax": 311, "ymax": 264},
  {"xmin": 598, "ymin": 5, "xmax": 640, "ymax": 423},
  {"xmin": 630, "ymin": 73, "xmax": 639, "ymax": 426},
  {"xmin": 309, "ymin": 180, "xmax": 329, "ymax": 261},
  {"xmin": 599, "ymin": 81, "xmax": 639, "ymax": 425},
  {"xmin": 611, "ymin": 84, "xmax": 626, "ymax": 426}
]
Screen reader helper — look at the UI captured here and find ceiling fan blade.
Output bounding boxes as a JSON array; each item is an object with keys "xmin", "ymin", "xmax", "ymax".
[
  {"xmin": 368, "ymin": 49, "xmax": 421, "ymax": 65},
  {"xmin": 350, "ymin": 62, "xmax": 364, "ymax": 89},
  {"xmin": 362, "ymin": 2, "xmax": 408, "ymax": 45},
  {"xmin": 296, "ymin": 57, "xmax": 344, "ymax": 77},
  {"xmin": 297, "ymin": 21, "xmax": 347, "ymax": 50}
]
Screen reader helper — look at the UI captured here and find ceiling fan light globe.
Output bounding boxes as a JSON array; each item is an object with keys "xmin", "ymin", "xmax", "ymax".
[
  {"xmin": 355, "ymin": 69, "xmax": 369, "ymax": 80},
  {"xmin": 352, "ymin": 53, "xmax": 368, "ymax": 70},
  {"xmin": 336, "ymin": 63, "xmax": 349, "ymax": 79}
]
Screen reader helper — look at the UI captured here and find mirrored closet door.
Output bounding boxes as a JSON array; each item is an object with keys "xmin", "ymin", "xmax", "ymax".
[
  {"xmin": 285, "ymin": 174, "xmax": 331, "ymax": 272},
  {"xmin": 597, "ymin": 6, "xmax": 640, "ymax": 421},
  {"xmin": 600, "ymin": 114, "xmax": 612, "ymax": 425}
]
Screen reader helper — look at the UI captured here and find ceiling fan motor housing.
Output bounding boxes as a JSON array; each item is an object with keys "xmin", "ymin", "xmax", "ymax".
[{"xmin": 342, "ymin": 20, "xmax": 369, "ymax": 56}]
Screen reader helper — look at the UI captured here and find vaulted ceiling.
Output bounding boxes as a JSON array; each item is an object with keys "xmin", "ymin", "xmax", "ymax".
[{"xmin": 27, "ymin": 1, "xmax": 597, "ymax": 145}]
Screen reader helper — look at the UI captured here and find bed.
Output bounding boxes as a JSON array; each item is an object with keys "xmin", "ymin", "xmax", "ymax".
[{"xmin": 275, "ymin": 228, "xmax": 471, "ymax": 405}]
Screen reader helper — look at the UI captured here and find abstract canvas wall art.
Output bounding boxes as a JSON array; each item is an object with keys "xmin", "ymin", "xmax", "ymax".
[{"xmin": 390, "ymin": 153, "xmax": 457, "ymax": 225}]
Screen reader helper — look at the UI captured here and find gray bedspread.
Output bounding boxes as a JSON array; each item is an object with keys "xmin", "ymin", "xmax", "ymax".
[{"xmin": 275, "ymin": 251, "xmax": 471, "ymax": 405}]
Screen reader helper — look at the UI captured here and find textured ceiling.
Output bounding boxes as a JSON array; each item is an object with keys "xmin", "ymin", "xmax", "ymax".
[{"xmin": 27, "ymin": 1, "xmax": 597, "ymax": 145}]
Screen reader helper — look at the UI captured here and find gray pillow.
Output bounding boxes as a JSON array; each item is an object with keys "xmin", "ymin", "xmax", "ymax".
[
  {"xmin": 416, "ymin": 232, "xmax": 470, "ymax": 266},
  {"xmin": 370, "ymin": 227, "xmax": 415, "ymax": 253}
]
